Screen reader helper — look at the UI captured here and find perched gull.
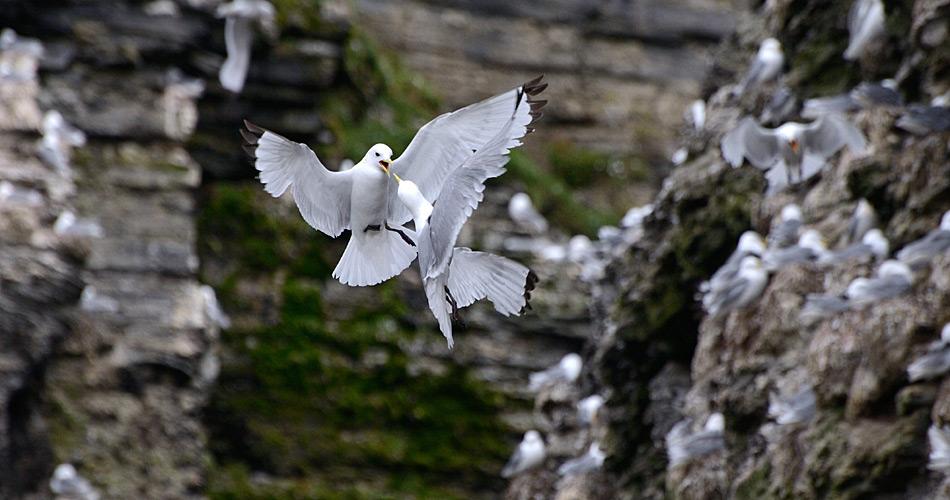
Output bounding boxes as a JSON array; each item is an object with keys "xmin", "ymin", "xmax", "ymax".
[
  {"xmin": 53, "ymin": 210, "xmax": 104, "ymax": 238},
  {"xmin": 760, "ymin": 85, "xmax": 799, "ymax": 125},
  {"xmin": 38, "ymin": 111, "xmax": 86, "ymax": 176},
  {"xmin": 242, "ymin": 76, "xmax": 547, "ymax": 287},
  {"xmin": 390, "ymin": 120, "xmax": 537, "ymax": 348},
  {"xmin": 843, "ymin": 199, "xmax": 878, "ymax": 245},
  {"xmin": 844, "ymin": 0, "xmax": 885, "ymax": 61},
  {"xmin": 896, "ymin": 105, "xmax": 950, "ymax": 135},
  {"xmin": 762, "ymin": 229, "xmax": 828, "ymax": 271},
  {"xmin": 529, "ymin": 353, "xmax": 582, "ymax": 391},
  {"xmin": 722, "ymin": 115, "xmax": 866, "ymax": 193},
  {"xmin": 508, "ymin": 192, "xmax": 549, "ymax": 234},
  {"xmin": 0, "ymin": 180, "xmax": 43, "ymax": 207},
  {"xmin": 688, "ymin": 99, "xmax": 706, "ymax": 131},
  {"xmin": 802, "ymin": 80, "xmax": 902, "ymax": 118},
  {"xmin": 666, "ymin": 413, "xmax": 725, "ymax": 467},
  {"xmin": 799, "ymin": 293, "xmax": 850, "ymax": 325},
  {"xmin": 699, "ymin": 230, "xmax": 766, "ymax": 295},
  {"xmin": 768, "ymin": 386, "xmax": 817, "ymax": 425},
  {"xmin": 577, "ymin": 394, "xmax": 605, "ymax": 426},
  {"xmin": 502, "ymin": 430, "xmax": 546, "ymax": 478},
  {"xmin": 821, "ymin": 228, "xmax": 889, "ymax": 265},
  {"xmin": 704, "ymin": 256, "xmax": 768, "ymax": 318},
  {"xmin": 0, "ymin": 28, "xmax": 43, "ymax": 81},
  {"xmin": 735, "ymin": 38, "xmax": 784, "ymax": 97},
  {"xmin": 907, "ymin": 324, "xmax": 950, "ymax": 382},
  {"xmin": 846, "ymin": 259, "xmax": 914, "ymax": 306},
  {"xmin": 896, "ymin": 210, "xmax": 950, "ymax": 268},
  {"xmin": 216, "ymin": 0, "xmax": 275, "ymax": 93},
  {"xmin": 558, "ymin": 442, "xmax": 606, "ymax": 476},
  {"xmin": 50, "ymin": 463, "xmax": 100, "ymax": 500},
  {"xmin": 621, "ymin": 204, "xmax": 653, "ymax": 229},
  {"xmin": 671, "ymin": 147, "xmax": 689, "ymax": 166},
  {"xmin": 768, "ymin": 204, "xmax": 803, "ymax": 249},
  {"xmin": 929, "ymin": 425, "xmax": 950, "ymax": 473},
  {"xmin": 201, "ymin": 285, "xmax": 231, "ymax": 329}
]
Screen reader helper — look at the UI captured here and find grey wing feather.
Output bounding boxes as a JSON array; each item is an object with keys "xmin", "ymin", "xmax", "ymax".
[
  {"xmin": 897, "ymin": 230, "xmax": 950, "ymax": 266},
  {"xmin": 423, "ymin": 273, "xmax": 454, "ymax": 348},
  {"xmin": 707, "ymin": 276, "xmax": 749, "ymax": 316},
  {"xmin": 445, "ymin": 249, "xmax": 535, "ymax": 316},
  {"xmin": 242, "ymin": 121, "xmax": 353, "ymax": 237},
  {"xmin": 501, "ymin": 448, "xmax": 524, "ymax": 478},
  {"xmin": 389, "ymin": 77, "xmax": 546, "ymax": 224},
  {"xmin": 802, "ymin": 114, "xmax": 867, "ymax": 159},
  {"xmin": 722, "ymin": 118, "xmax": 781, "ymax": 169}
]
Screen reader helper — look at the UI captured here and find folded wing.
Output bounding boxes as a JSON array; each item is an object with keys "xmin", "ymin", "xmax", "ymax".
[{"xmin": 242, "ymin": 120, "xmax": 353, "ymax": 237}]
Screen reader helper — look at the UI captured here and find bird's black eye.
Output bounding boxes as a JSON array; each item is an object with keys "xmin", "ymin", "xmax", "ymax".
[{"xmin": 375, "ymin": 152, "xmax": 380, "ymax": 157}]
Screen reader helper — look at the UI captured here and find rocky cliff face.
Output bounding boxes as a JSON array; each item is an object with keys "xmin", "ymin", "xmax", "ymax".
[{"xmin": 508, "ymin": 0, "xmax": 950, "ymax": 498}]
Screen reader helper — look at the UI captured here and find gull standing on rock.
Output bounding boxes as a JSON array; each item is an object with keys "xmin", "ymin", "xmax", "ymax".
[
  {"xmin": 768, "ymin": 386, "xmax": 817, "ymax": 425},
  {"xmin": 37, "ymin": 110, "xmax": 86, "ymax": 176},
  {"xmin": 896, "ymin": 210, "xmax": 950, "ymax": 268},
  {"xmin": 704, "ymin": 256, "xmax": 768, "ymax": 318},
  {"xmin": 508, "ymin": 192, "xmax": 549, "ymax": 234},
  {"xmin": 577, "ymin": 394, "xmax": 605, "ymax": 426},
  {"xmin": 844, "ymin": 0, "xmax": 885, "ymax": 61},
  {"xmin": 666, "ymin": 413, "xmax": 726, "ymax": 467},
  {"xmin": 843, "ymin": 199, "xmax": 878, "ymax": 245},
  {"xmin": 768, "ymin": 204, "xmax": 803, "ymax": 249},
  {"xmin": 216, "ymin": 0, "xmax": 275, "ymax": 93},
  {"xmin": 735, "ymin": 38, "xmax": 784, "ymax": 97},
  {"xmin": 50, "ymin": 464, "xmax": 100, "ymax": 500},
  {"xmin": 907, "ymin": 324, "xmax": 950, "ymax": 382},
  {"xmin": 763, "ymin": 229, "xmax": 828, "ymax": 271},
  {"xmin": 721, "ymin": 115, "xmax": 866, "ymax": 193},
  {"xmin": 502, "ymin": 430, "xmax": 546, "ymax": 478},
  {"xmin": 822, "ymin": 228, "xmax": 888, "ymax": 265},
  {"xmin": 530, "ymin": 353, "xmax": 582, "ymax": 391},
  {"xmin": 558, "ymin": 442, "xmax": 606, "ymax": 476},
  {"xmin": 929, "ymin": 424, "xmax": 950, "ymax": 473},
  {"xmin": 846, "ymin": 259, "xmax": 914, "ymax": 306},
  {"xmin": 243, "ymin": 76, "xmax": 548, "ymax": 287},
  {"xmin": 700, "ymin": 230, "xmax": 766, "ymax": 295},
  {"xmin": 391, "ymin": 119, "xmax": 538, "ymax": 348}
]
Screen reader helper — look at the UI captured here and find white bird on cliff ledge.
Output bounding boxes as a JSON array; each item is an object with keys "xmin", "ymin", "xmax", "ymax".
[
  {"xmin": 38, "ymin": 110, "xmax": 86, "ymax": 176},
  {"xmin": 243, "ymin": 76, "xmax": 547, "ymax": 287},
  {"xmin": 502, "ymin": 430, "xmax": 546, "ymax": 478},
  {"xmin": 845, "ymin": 259, "xmax": 914, "ymax": 306},
  {"xmin": 768, "ymin": 204, "xmax": 803, "ymax": 249},
  {"xmin": 558, "ymin": 442, "xmax": 606, "ymax": 476},
  {"xmin": 390, "ymin": 118, "xmax": 538, "ymax": 348},
  {"xmin": 530, "ymin": 353, "xmax": 582, "ymax": 391},
  {"xmin": 508, "ymin": 191, "xmax": 549, "ymax": 234},
  {"xmin": 666, "ymin": 413, "xmax": 725, "ymax": 467},
  {"xmin": 896, "ymin": 210, "xmax": 950, "ymax": 268},
  {"xmin": 735, "ymin": 38, "xmax": 784, "ymax": 97},
  {"xmin": 928, "ymin": 424, "xmax": 950, "ymax": 473},
  {"xmin": 700, "ymin": 231, "xmax": 766, "ymax": 296},
  {"xmin": 768, "ymin": 386, "xmax": 817, "ymax": 425},
  {"xmin": 577, "ymin": 394, "xmax": 605, "ymax": 426},
  {"xmin": 821, "ymin": 228, "xmax": 888, "ymax": 265},
  {"xmin": 704, "ymin": 256, "xmax": 768, "ymax": 317},
  {"xmin": 721, "ymin": 115, "xmax": 866, "ymax": 194},
  {"xmin": 216, "ymin": 0, "xmax": 275, "ymax": 93},
  {"xmin": 907, "ymin": 323, "xmax": 950, "ymax": 382},
  {"xmin": 50, "ymin": 463, "xmax": 100, "ymax": 500}
]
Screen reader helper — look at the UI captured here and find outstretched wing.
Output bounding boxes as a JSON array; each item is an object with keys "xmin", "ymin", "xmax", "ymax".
[
  {"xmin": 721, "ymin": 117, "xmax": 780, "ymax": 169},
  {"xmin": 242, "ymin": 121, "xmax": 353, "ymax": 237},
  {"xmin": 446, "ymin": 248, "xmax": 536, "ymax": 316},
  {"xmin": 802, "ymin": 114, "xmax": 867, "ymax": 160},
  {"xmin": 388, "ymin": 76, "xmax": 547, "ymax": 224},
  {"xmin": 417, "ymin": 117, "xmax": 517, "ymax": 279}
]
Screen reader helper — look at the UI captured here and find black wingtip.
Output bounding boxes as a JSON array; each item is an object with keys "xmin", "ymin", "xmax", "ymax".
[
  {"xmin": 520, "ymin": 269, "xmax": 540, "ymax": 314},
  {"xmin": 241, "ymin": 119, "xmax": 266, "ymax": 160},
  {"xmin": 520, "ymin": 76, "xmax": 548, "ymax": 135}
]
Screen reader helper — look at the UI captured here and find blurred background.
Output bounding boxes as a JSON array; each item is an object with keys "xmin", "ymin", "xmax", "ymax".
[{"xmin": 1, "ymin": 0, "xmax": 948, "ymax": 499}]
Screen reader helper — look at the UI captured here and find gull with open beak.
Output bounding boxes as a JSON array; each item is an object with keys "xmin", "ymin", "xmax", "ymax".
[
  {"xmin": 242, "ymin": 76, "xmax": 547, "ymax": 287},
  {"xmin": 389, "ymin": 117, "xmax": 537, "ymax": 348}
]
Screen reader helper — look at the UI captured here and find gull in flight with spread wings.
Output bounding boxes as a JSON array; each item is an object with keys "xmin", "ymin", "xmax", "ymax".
[
  {"xmin": 390, "ymin": 116, "xmax": 538, "ymax": 347},
  {"xmin": 242, "ymin": 76, "xmax": 548, "ymax": 287}
]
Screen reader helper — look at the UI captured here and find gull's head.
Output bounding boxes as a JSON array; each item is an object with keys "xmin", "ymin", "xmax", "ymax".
[
  {"xmin": 940, "ymin": 210, "xmax": 950, "ymax": 231},
  {"xmin": 705, "ymin": 412, "xmax": 725, "ymax": 432},
  {"xmin": 762, "ymin": 38, "xmax": 781, "ymax": 50},
  {"xmin": 738, "ymin": 231, "xmax": 767, "ymax": 256},
  {"xmin": 856, "ymin": 199, "xmax": 874, "ymax": 218},
  {"xmin": 53, "ymin": 463, "xmax": 77, "ymax": 481},
  {"xmin": 43, "ymin": 110, "xmax": 63, "ymax": 133},
  {"xmin": 780, "ymin": 203, "xmax": 803, "ymax": 222},
  {"xmin": 524, "ymin": 430, "xmax": 542, "ymax": 444},
  {"xmin": 560, "ymin": 353, "xmax": 583, "ymax": 381},
  {"xmin": 776, "ymin": 123, "xmax": 805, "ymax": 154},
  {"xmin": 366, "ymin": 144, "xmax": 393, "ymax": 174},
  {"xmin": 862, "ymin": 229, "xmax": 889, "ymax": 258},
  {"xmin": 799, "ymin": 229, "xmax": 826, "ymax": 252}
]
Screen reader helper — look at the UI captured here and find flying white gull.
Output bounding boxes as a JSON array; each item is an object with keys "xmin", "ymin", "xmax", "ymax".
[
  {"xmin": 768, "ymin": 386, "xmax": 817, "ymax": 425},
  {"xmin": 390, "ymin": 119, "xmax": 537, "ymax": 348},
  {"xmin": 844, "ymin": 0, "xmax": 885, "ymax": 61},
  {"xmin": 502, "ymin": 430, "xmax": 546, "ymax": 478},
  {"xmin": 929, "ymin": 424, "xmax": 950, "ymax": 473},
  {"xmin": 558, "ymin": 442, "xmax": 606, "ymax": 476},
  {"xmin": 577, "ymin": 394, "xmax": 605, "ymax": 426},
  {"xmin": 907, "ymin": 324, "xmax": 950, "ymax": 382},
  {"xmin": 722, "ymin": 115, "xmax": 866, "ymax": 193},
  {"xmin": 38, "ymin": 110, "xmax": 86, "ymax": 176},
  {"xmin": 896, "ymin": 210, "xmax": 950, "ymax": 268},
  {"xmin": 50, "ymin": 463, "xmax": 100, "ymax": 500},
  {"xmin": 666, "ymin": 413, "xmax": 725, "ymax": 467},
  {"xmin": 699, "ymin": 230, "xmax": 766, "ymax": 296},
  {"xmin": 802, "ymin": 80, "xmax": 902, "ymax": 118},
  {"xmin": 735, "ymin": 38, "xmax": 784, "ymax": 97},
  {"xmin": 762, "ymin": 229, "xmax": 828, "ymax": 271},
  {"xmin": 822, "ymin": 228, "xmax": 888, "ymax": 264},
  {"xmin": 216, "ymin": 0, "xmax": 276, "ymax": 93},
  {"xmin": 243, "ymin": 76, "xmax": 547, "ymax": 287},
  {"xmin": 799, "ymin": 293, "xmax": 850, "ymax": 325},
  {"xmin": 768, "ymin": 204, "xmax": 803, "ymax": 249},
  {"xmin": 704, "ymin": 256, "xmax": 768, "ymax": 318},
  {"xmin": 529, "ymin": 353, "xmax": 582, "ymax": 391},
  {"xmin": 845, "ymin": 259, "xmax": 913, "ymax": 306},
  {"xmin": 508, "ymin": 192, "xmax": 548, "ymax": 234},
  {"xmin": 896, "ymin": 104, "xmax": 950, "ymax": 135}
]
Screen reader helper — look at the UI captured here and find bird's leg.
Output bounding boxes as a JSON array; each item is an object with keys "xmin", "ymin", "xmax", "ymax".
[
  {"xmin": 385, "ymin": 222, "xmax": 416, "ymax": 247},
  {"xmin": 444, "ymin": 286, "xmax": 461, "ymax": 322},
  {"xmin": 363, "ymin": 224, "xmax": 381, "ymax": 233}
]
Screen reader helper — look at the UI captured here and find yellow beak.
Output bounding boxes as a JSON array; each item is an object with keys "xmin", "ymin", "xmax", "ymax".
[{"xmin": 392, "ymin": 173, "xmax": 402, "ymax": 183}]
